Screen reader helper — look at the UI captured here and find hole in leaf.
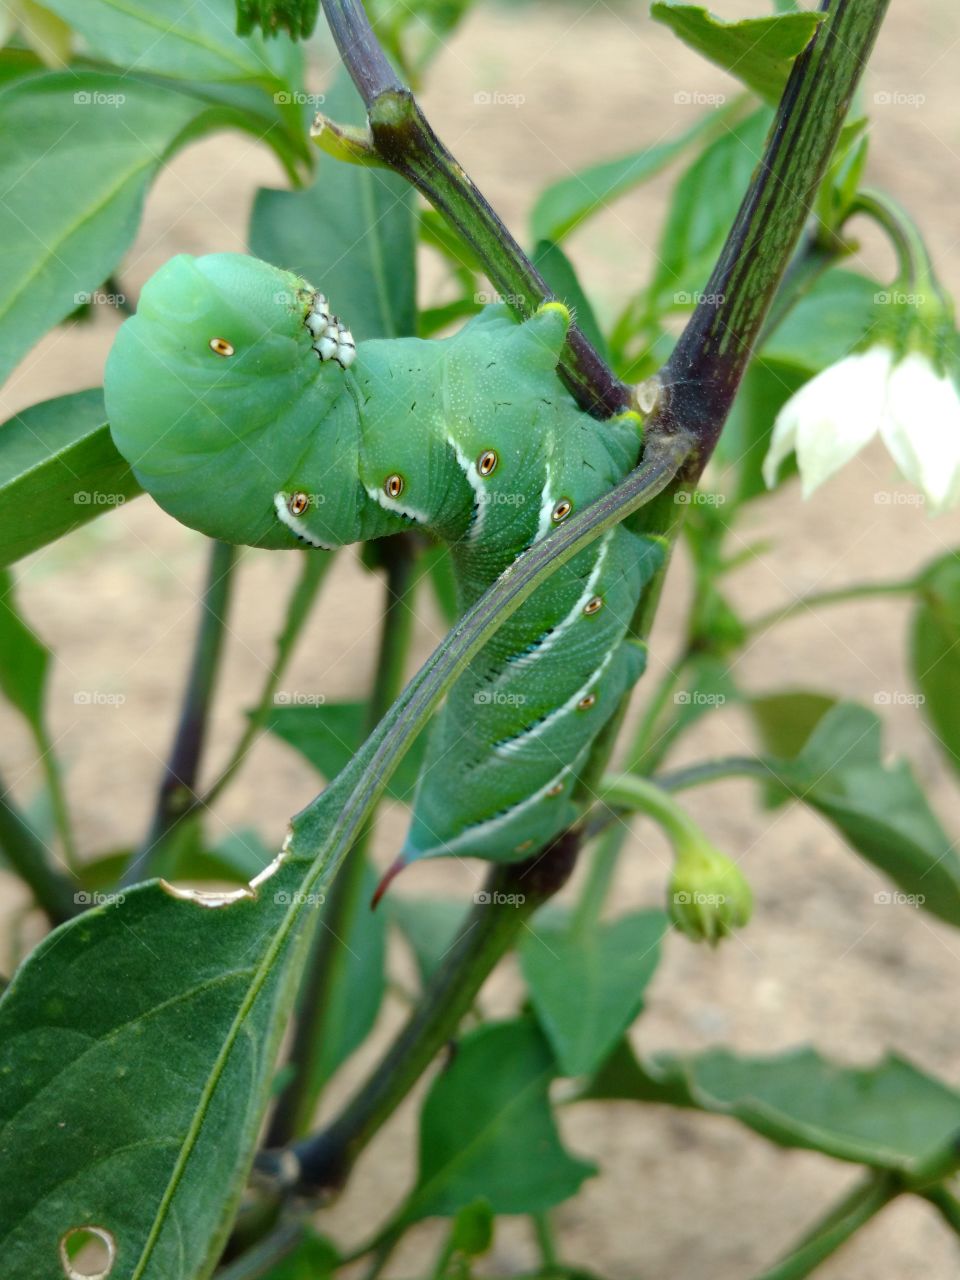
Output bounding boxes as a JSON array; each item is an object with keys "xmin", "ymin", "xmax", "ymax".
[{"xmin": 59, "ymin": 1225, "xmax": 116, "ymax": 1279}]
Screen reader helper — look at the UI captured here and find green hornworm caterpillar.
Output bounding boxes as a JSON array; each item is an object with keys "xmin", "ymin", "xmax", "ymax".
[{"xmin": 105, "ymin": 254, "xmax": 664, "ymax": 868}]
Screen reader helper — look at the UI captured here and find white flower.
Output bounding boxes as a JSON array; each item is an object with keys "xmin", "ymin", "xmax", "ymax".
[{"xmin": 763, "ymin": 346, "xmax": 960, "ymax": 511}]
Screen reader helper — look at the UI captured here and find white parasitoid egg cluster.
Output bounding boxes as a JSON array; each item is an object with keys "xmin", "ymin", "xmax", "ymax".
[{"xmin": 304, "ymin": 291, "xmax": 356, "ymax": 368}]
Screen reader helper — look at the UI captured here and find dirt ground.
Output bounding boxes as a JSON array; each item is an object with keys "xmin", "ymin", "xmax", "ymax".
[{"xmin": 3, "ymin": 1, "xmax": 960, "ymax": 1276}]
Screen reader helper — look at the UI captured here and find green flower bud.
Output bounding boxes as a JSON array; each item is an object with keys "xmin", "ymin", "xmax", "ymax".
[{"xmin": 668, "ymin": 842, "xmax": 753, "ymax": 946}]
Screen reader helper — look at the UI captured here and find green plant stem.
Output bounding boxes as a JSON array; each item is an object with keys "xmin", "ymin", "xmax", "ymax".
[
  {"xmin": 923, "ymin": 1186, "xmax": 960, "ymax": 1237},
  {"xmin": 318, "ymin": 0, "xmax": 628, "ymax": 419},
  {"xmin": 282, "ymin": 837, "xmax": 580, "ymax": 1194},
  {"xmin": 849, "ymin": 189, "xmax": 940, "ymax": 296},
  {"xmin": 600, "ymin": 773, "xmax": 705, "ymax": 848},
  {"xmin": 656, "ymin": 756, "xmax": 779, "ymax": 793},
  {"xmin": 0, "ymin": 773, "xmax": 77, "ymax": 922},
  {"xmin": 213, "ymin": 1219, "xmax": 304, "ymax": 1280},
  {"xmin": 122, "ymin": 540, "xmax": 236, "ymax": 886},
  {"xmin": 266, "ymin": 535, "xmax": 416, "ymax": 1146},
  {"xmin": 532, "ymin": 1212, "xmax": 559, "ymax": 1267},
  {"xmin": 654, "ymin": 0, "xmax": 891, "ymax": 470},
  {"xmin": 196, "ymin": 550, "xmax": 332, "ymax": 813},
  {"xmin": 32, "ymin": 722, "xmax": 79, "ymax": 875},
  {"xmin": 749, "ymin": 575, "xmax": 920, "ymax": 636},
  {"xmin": 755, "ymin": 1174, "xmax": 897, "ymax": 1280}
]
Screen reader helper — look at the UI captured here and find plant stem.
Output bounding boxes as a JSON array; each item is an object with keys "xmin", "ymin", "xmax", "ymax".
[
  {"xmin": 214, "ymin": 1217, "xmax": 305, "ymax": 1280},
  {"xmin": 197, "ymin": 551, "xmax": 332, "ymax": 813},
  {"xmin": 266, "ymin": 535, "xmax": 416, "ymax": 1146},
  {"xmin": 656, "ymin": 756, "xmax": 779, "ymax": 793},
  {"xmin": 532, "ymin": 1212, "xmax": 559, "ymax": 1267},
  {"xmin": 748, "ymin": 575, "xmax": 920, "ymax": 636},
  {"xmin": 0, "ymin": 773, "xmax": 77, "ymax": 922},
  {"xmin": 33, "ymin": 723, "xmax": 79, "ymax": 875},
  {"xmin": 278, "ymin": 833, "xmax": 580, "ymax": 1195},
  {"xmin": 655, "ymin": 0, "xmax": 891, "ymax": 470},
  {"xmin": 600, "ymin": 773, "xmax": 706, "ymax": 848},
  {"xmin": 923, "ymin": 1186, "xmax": 960, "ymax": 1237},
  {"xmin": 318, "ymin": 0, "xmax": 628, "ymax": 418},
  {"xmin": 122, "ymin": 540, "xmax": 236, "ymax": 886},
  {"xmin": 754, "ymin": 1174, "xmax": 897, "ymax": 1280}
]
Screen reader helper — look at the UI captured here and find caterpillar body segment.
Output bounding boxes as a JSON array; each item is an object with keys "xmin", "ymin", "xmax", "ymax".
[{"xmin": 104, "ymin": 253, "xmax": 662, "ymax": 867}]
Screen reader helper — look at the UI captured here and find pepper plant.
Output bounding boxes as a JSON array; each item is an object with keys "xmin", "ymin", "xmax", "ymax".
[{"xmin": 1, "ymin": 1, "xmax": 959, "ymax": 1278}]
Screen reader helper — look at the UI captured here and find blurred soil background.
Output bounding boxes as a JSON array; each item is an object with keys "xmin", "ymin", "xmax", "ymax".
[{"xmin": 2, "ymin": 1, "xmax": 960, "ymax": 1275}]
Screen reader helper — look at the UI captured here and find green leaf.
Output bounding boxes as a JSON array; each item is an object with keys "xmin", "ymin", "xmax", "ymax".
[
  {"xmin": 532, "ymin": 240, "xmax": 610, "ymax": 364},
  {"xmin": 307, "ymin": 858, "xmax": 386, "ymax": 1088},
  {"xmin": 237, "ymin": 0, "xmax": 320, "ymax": 42},
  {"xmin": 648, "ymin": 108, "xmax": 772, "ymax": 314},
  {"xmin": 651, "ymin": 3, "xmax": 823, "ymax": 103},
  {"xmin": 748, "ymin": 690, "xmax": 835, "ymax": 807},
  {"xmin": 0, "ymin": 569, "xmax": 49, "ymax": 731},
  {"xmin": 254, "ymin": 1229, "xmax": 338, "ymax": 1279},
  {"xmin": 529, "ymin": 109, "xmax": 728, "ymax": 245},
  {"xmin": 761, "ymin": 269, "xmax": 880, "ymax": 373},
  {"xmin": 41, "ymin": 0, "xmax": 299, "ymax": 85},
  {"xmin": 911, "ymin": 552, "xmax": 960, "ymax": 780},
  {"xmin": 263, "ymin": 700, "xmax": 429, "ymax": 804},
  {"xmin": 250, "ymin": 71, "xmax": 416, "ymax": 342},
  {"xmin": 712, "ymin": 358, "xmax": 806, "ymax": 503},
  {"xmin": 0, "ymin": 73, "xmax": 276, "ymax": 384},
  {"xmin": 0, "ymin": 420, "xmax": 679, "ymax": 1278},
  {"xmin": 775, "ymin": 703, "xmax": 960, "ymax": 928},
  {"xmin": 520, "ymin": 911, "xmax": 666, "ymax": 1077},
  {"xmin": 404, "ymin": 1019, "xmax": 594, "ymax": 1222},
  {"xmin": 387, "ymin": 895, "xmax": 468, "ymax": 986},
  {"xmin": 585, "ymin": 1042, "xmax": 960, "ymax": 1175},
  {"xmin": 0, "ymin": 390, "xmax": 141, "ymax": 567}
]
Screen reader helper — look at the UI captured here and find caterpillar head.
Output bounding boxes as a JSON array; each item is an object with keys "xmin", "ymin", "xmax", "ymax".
[{"xmin": 105, "ymin": 252, "xmax": 362, "ymax": 548}]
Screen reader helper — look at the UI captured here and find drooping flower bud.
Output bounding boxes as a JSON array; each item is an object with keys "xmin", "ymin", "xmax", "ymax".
[{"xmin": 668, "ymin": 841, "xmax": 753, "ymax": 946}]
